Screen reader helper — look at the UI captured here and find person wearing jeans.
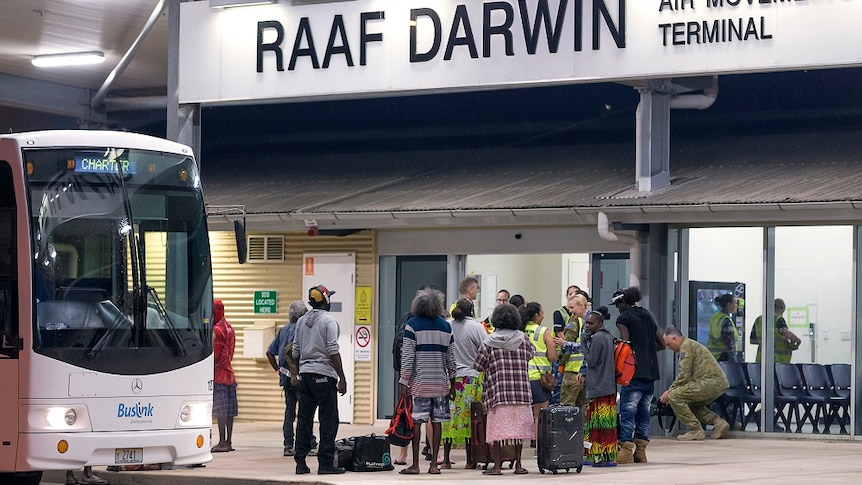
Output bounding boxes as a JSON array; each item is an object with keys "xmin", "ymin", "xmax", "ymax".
[
  {"xmin": 292, "ymin": 285, "xmax": 347, "ymax": 475},
  {"xmin": 613, "ymin": 287, "xmax": 666, "ymax": 464},
  {"xmin": 266, "ymin": 300, "xmax": 317, "ymax": 457}
]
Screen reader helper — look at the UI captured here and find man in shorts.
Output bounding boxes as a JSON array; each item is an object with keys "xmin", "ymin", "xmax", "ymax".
[{"xmin": 398, "ymin": 287, "xmax": 456, "ymax": 475}]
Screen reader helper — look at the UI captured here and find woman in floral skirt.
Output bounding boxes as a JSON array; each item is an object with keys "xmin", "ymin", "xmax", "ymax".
[{"xmin": 441, "ymin": 298, "xmax": 487, "ymax": 468}]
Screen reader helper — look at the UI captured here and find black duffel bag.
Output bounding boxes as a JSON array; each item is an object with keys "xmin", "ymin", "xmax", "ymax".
[
  {"xmin": 350, "ymin": 434, "xmax": 394, "ymax": 472},
  {"xmin": 334, "ymin": 437, "xmax": 355, "ymax": 470}
]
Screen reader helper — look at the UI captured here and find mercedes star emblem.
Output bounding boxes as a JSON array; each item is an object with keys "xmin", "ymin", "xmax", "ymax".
[{"xmin": 132, "ymin": 378, "xmax": 143, "ymax": 394}]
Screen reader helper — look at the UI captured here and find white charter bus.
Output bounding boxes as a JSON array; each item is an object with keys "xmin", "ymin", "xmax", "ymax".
[{"xmin": 0, "ymin": 131, "xmax": 214, "ymax": 484}]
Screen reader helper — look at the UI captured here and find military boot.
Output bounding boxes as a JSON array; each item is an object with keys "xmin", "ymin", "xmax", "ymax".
[
  {"xmin": 617, "ymin": 441, "xmax": 634, "ymax": 464},
  {"xmin": 633, "ymin": 439, "xmax": 649, "ymax": 463},
  {"xmin": 712, "ymin": 417, "xmax": 730, "ymax": 439},
  {"xmin": 677, "ymin": 425, "xmax": 705, "ymax": 441}
]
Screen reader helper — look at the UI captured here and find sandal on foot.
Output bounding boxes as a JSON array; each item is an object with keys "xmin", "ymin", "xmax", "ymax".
[
  {"xmin": 514, "ymin": 468, "xmax": 529, "ymax": 475},
  {"xmin": 399, "ymin": 468, "xmax": 420, "ymax": 475},
  {"xmin": 482, "ymin": 469, "xmax": 503, "ymax": 475},
  {"xmin": 81, "ymin": 475, "xmax": 110, "ymax": 485}
]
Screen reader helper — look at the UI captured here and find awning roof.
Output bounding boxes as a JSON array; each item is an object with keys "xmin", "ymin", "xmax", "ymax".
[{"xmin": 202, "ymin": 127, "xmax": 862, "ymax": 230}]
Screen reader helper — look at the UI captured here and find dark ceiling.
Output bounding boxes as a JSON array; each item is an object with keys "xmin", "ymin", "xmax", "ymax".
[{"xmin": 199, "ymin": 67, "xmax": 862, "ymax": 164}]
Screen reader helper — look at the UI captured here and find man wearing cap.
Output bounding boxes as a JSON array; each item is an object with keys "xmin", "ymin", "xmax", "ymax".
[{"xmin": 292, "ymin": 285, "xmax": 348, "ymax": 475}]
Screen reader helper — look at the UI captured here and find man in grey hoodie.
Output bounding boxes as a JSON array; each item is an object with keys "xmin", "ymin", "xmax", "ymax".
[{"xmin": 292, "ymin": 285, "xmax": 347, "ymax": 475}]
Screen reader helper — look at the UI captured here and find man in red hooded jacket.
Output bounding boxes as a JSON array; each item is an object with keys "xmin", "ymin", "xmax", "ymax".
[{"xmin": 212, "ymin": 299, "xmax": 237, "ymax": 452}]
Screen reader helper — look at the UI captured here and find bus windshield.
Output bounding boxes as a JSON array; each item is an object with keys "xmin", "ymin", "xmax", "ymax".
[{"xmin": 26, "ymin": 147, "xmax": 213, "ymax": 374}]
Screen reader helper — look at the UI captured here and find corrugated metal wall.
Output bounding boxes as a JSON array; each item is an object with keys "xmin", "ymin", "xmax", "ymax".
[{"xmin": 210, "ymin": 230, "xmax": 377, "ymax": 424}]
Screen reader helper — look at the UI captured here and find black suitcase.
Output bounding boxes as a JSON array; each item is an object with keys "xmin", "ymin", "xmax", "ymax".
[{"xmin": 537, "ymin": 405, "xmax": 584, "ymax": 474}]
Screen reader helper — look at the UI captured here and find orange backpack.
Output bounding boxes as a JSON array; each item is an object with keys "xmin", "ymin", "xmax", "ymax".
[{"xmin": 614, "ymin": 339, "xmax": 637, "ymax": 386}]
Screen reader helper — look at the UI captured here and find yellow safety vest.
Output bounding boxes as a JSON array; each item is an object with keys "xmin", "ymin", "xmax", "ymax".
[
  {"xmin": 561, "ymin": 315, "xmax": 584, "ymax": 373},
  {"xmin": 752, "ymin": 316, "xmax": 794, "ymax": 364},
  {"xmin": 526, "ymin": 322, "xmax": 551, "ymax": 380},
  {"xmin": 706, "ymin": 312, "xmax": 738, "ymax": 360}
]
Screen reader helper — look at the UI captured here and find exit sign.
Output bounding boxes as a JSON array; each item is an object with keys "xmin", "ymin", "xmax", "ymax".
[{"xmin": 253, "ymin": 290, "xmax": 278, "ymax": 314}]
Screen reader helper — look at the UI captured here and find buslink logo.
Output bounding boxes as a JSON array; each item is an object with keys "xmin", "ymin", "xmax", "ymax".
[{"xmin": 117, "ymin": 402, "xmax": 155, "ymax": 418}]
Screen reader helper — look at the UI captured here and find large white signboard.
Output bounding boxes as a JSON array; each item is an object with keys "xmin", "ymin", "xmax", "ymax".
[{"xmin": 179, "ymin": 0, "xmax": 862, "ymax": 104}]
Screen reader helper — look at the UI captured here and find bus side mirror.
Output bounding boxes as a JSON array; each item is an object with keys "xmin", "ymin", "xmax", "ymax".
[{"xmin": 234, "ymin": 219, "xmax": 247, "ymax": 265}]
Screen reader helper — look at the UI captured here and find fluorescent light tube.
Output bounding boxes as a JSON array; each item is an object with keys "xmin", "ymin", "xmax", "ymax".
[
  {"xmin": 210, "ymin": 0, "xmax": 276, "ymax": 8},
  {"xmin": 32, "ymin": 51, "xmax": 105, "ymax": 68}
]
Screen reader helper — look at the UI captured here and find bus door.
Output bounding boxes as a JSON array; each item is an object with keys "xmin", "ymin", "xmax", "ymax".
[{"xmin": 0, "ymin": 160, "xmax": 20, "ymax": 471}]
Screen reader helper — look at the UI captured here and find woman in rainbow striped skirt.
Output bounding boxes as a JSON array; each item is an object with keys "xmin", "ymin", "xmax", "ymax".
[{"xmin": 580, "ymin": 307, "xmax": 619, "ymax": 467}]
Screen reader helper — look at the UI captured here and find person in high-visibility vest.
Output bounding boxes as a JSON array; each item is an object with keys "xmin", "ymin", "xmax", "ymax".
[
  {"xmin": 706, "ymin": 293, "xmax": 739, "ymax": 362},
  {"xmin": 556, "ymin": 293, "xmax": 588, "ymax": 408},
  {"xmin": 481, "ymin": 289, "xmax": 511, "ymax": 334},
  {"xmin": 750, "ymin": 298, "xmax": 801, "ymax": 364},
  {"xmin": 522, "ymin": 302, "xmax": 558, "ymax": 448}
]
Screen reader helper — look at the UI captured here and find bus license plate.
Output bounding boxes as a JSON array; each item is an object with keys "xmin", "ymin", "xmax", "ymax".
[{"xmin": 115, "ymin": 448, "xmax": 143, "ymax": 464}]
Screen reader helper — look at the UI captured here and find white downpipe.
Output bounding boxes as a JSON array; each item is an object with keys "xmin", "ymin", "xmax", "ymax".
[
  {"xmin": 597, "ymin": 212, "xmax": 640, "ymax": 288},
  {"xmin": 670, "ymin": 76, "xmax": 719, "ymax": 110}
]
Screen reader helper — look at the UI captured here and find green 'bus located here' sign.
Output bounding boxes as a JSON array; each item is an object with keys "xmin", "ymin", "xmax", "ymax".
[{"xmin": 254, "ymin": 290, "xmax": 278, "ymax": 314}]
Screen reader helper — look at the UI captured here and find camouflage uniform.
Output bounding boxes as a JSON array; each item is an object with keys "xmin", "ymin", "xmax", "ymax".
[
  {"xmin": 667, "ymin": 338, "xmax": 729, "ymax": 429},
  {"xmin": 559, "ymin": 316, "xmax": 586, "ymax": 407}
]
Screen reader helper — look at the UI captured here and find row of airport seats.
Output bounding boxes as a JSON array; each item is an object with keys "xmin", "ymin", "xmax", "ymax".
[{"xmin": 719, "ymin": 361, "xmax": 851, "ymax": 434}]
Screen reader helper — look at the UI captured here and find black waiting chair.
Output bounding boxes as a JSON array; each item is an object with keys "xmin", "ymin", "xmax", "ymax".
[
  {"xmin": 743, "ymin": 362, "xmax": 770, "ymax": 430},
  {"xmin": 775, "ymin": 363, "xmax": 827, "ymax": 433},
  {"xmin": 827, "ymin": 364, "xmax": 851, "ymax": 431},
  {"xmin": 800, "ymin": 363, "xmax": 849, "ymax": 434},
  {"xmin": 719, "ymin": 361, "xmax": 761, "ymax": 431}
]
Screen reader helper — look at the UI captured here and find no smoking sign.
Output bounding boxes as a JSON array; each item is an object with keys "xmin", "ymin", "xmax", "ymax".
[{"xmin": 354, "ymin": 325, "xmax": 371, "ymax": 362}]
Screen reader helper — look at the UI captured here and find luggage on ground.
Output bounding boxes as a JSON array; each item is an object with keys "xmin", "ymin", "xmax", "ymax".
[
  {"xmin": 469, "ymin": 402, "xmax": 516, "ymax": 470},
  {"xmin": 351, "ymin": 434, "xmax": 394, "ymax": 472},
  {"xmin": 335, "ymin": 434, "xmax": 394, "ymax": 472},
  {"xmin": 537, "ymin": 405, "xmax": 584, "ymax": 474}
]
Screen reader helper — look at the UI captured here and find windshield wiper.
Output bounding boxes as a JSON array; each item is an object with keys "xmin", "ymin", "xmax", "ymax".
[
  {"xmin": 88, "ymin": 300, "xmax": 133, "ymax": 359},
  {"xmin": 147, "ymin": 286, "xmax": 187, "ymax": 358},
  {"xmin": 111, "ymin": 148, "xmax": 147, "ymax": 343}
]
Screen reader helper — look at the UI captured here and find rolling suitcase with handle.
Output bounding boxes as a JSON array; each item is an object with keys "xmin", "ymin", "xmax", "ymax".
[{"xmin": 537, "ymin": 405, "xmax": 584, "ymax": 474}]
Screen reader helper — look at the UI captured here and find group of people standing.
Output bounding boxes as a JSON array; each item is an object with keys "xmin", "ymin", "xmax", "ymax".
[
  {"xmin": 241, "ymin": 278, "xmax": 755, "ymax": 477},
  {"xmin": 393, "ymin": 279, "xmax": 681, "ymax": 473}
]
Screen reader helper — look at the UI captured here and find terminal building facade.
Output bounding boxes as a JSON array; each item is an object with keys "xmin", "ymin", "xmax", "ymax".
[{"xmin": 2, "ymin": 1, "xmax": 861, "ymax": 437}]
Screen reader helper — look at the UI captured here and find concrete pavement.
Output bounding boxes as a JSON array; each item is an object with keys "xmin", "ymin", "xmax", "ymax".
[{"xmin": 45, "ymin": 420, "xmax": 862, "ymax": 485}]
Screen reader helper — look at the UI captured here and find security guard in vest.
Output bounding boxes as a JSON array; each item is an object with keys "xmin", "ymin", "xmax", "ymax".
[
  {"xmin": 706, "ymin": 293, "xmax": 739, "ymax": 361},
  {"xmin": 750, "ymin": 298, "xmax": 802, "ymax": 364}
]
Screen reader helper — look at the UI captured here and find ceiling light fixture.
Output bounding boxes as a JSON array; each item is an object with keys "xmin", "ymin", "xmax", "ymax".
[
  {"xmin": 32, "ymin": 51, "xmax": 105, "ymax": 68},
  {"xmin": 210, "ymin": 0, "xmax": 277, "ymax": 8}
]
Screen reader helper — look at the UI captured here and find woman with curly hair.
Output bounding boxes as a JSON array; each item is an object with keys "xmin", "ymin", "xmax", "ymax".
[{"xmin": 473, "ymin": 303, "xmax": 534, "ymax": 475}]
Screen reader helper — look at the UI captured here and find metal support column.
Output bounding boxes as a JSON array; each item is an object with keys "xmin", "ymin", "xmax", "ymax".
[
  {"xmin": 762, "ymin": 227, "xmax": 777, "ymax": 432},
  {"xmin": 853, "ymin": 226, "xmax": 860, "ymax": 436},
  {"xmin": 635, "ymin": 89, "xmax": 671, "ymax": 192},
  {"xmin": 167, "ymin": 0, "xmax": 201, "ymax": 154}
]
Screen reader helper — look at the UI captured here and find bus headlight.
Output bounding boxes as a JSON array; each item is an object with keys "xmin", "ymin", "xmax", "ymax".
[
  {"xmin": 176, "ymin": 402, "xmax": 211, "ymax": 427},
  {"xmin": 25, "ymin": 405, "xmax": 91, "ymax": 432}
]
